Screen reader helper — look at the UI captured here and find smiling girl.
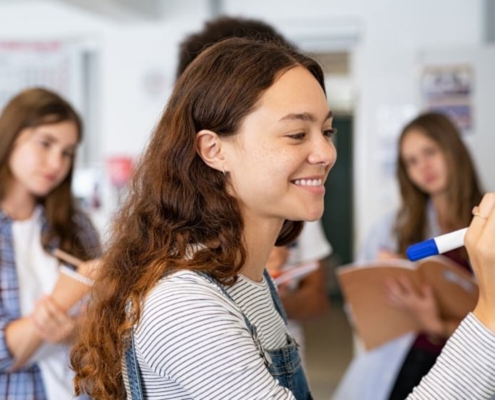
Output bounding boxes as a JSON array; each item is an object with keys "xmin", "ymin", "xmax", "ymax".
[
  {"xmin": 0, "ymin": 88, "xmax": 101, "ymax": 399},
  {"xmin": 71, "ymin": 39, "xmax": 495, "ymax": 400}
]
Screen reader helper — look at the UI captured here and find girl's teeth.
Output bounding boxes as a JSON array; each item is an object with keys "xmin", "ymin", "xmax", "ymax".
[{"xmin": 294, "ymin": 179, "xmax": 322, "ymax": 186}]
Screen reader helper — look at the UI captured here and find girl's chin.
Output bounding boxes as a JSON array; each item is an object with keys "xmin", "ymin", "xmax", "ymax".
[
  {"xmin": 298, "ymin": 210, "xmax": 324, "ymax": 222},
  {"xmin": 30, "ymin": 187, "xmax": 54, "ymax": 198},
  {"xmin": 423, "ymin": 184, "xmax": 448, "ymax": 197}
]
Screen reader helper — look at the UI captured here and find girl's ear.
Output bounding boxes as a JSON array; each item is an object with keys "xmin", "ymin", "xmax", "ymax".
[{"xmin": 196, "ymin": 130, "xmax": 226, "ymax": 172}]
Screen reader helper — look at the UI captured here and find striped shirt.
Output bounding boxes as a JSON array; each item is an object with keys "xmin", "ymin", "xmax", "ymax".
[
  {"xmin": 126, "ymin": 271, "xmax": 495, "ymax": 399},
  {"xmin": 408, "ymin": 313, "xmax": 495, "ymax": 399},
  {"xmin": 128, "ymin": 270, "xmax": 294, "ymax": 399}
]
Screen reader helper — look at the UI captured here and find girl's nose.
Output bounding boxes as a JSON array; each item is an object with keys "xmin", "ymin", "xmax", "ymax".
[
  {"xmin": 308, "ymin": 137, "xmax": 337, "ymax": 167},
  {"xmin": 47, "ymin": 151, "xmax": 66, "ymax": 172},
  {"xmin": 418, "ymin": 156, "xmax": 431, "ymax": 172}
]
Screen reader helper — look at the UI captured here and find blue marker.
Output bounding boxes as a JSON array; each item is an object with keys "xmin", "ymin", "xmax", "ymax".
[{"xmin": 406, "ymin": 228, "xmax": 468, "ymax": 261}]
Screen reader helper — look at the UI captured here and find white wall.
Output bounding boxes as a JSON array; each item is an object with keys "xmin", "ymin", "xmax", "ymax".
[
  {"xmin": 0, "ymin": 0, "xmax": 489, "ymax": 251},
  {"xmin": 0, "ymin": 1, "xmax": 111, "ymax": 39}
]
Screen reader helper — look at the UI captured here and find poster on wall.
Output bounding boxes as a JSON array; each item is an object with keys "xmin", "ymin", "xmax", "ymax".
[
  {"xmin": 0, "ymin": 41, "xmax": 83, "ymax": 112},
  {"xmin": 421, "ymin": 64, "xmax": 474, "ymax": 133}
]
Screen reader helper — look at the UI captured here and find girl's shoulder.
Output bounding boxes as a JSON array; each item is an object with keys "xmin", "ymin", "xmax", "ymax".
[
  {"xmin": 156, "ymin": 269, "xmax": 219, "ymax": 288},
  {"xmin": 147, "ymin": 270, "xmax": 238, "ymax": 311},
  {"xmin": 136, "ymin": 270, "xmax": 244, "ymax": 337}
]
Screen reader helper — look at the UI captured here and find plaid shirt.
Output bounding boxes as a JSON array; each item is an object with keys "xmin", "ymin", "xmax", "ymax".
[{"xmin": 0, "ymin": 208, "xmax": 101, "ymax": 400}]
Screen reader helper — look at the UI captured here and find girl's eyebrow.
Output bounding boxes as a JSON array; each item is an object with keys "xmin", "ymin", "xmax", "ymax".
[
  {"xmin": 279, "ymin": 110, "xmax": 333, "ymax": 123},
  {"xmin": 36, "ymin": 130, "xmax": 57, "ymax": 139}
]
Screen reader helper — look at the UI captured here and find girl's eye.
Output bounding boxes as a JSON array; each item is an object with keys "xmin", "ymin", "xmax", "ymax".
[
  {"xmin": 405, "ymin": 158, "xmax": 417, "ymax": 167},
  {"xmin": 424, "ymin": 147, "xmax": 437, "ymax": 157},
  {"xmin": 323, "ymin": 128, "xmax": 337, "ymax": 139},
  {"xmin": 288, "ymin": 132, "xmax": 306, "ymax": 140},
  {"xmin": 39, "ymin": 141, "xmax": 50, "ymax": 148},
  {"xmin": 63, "ymin": 151, "xmax": 75, "ymax": 159}
]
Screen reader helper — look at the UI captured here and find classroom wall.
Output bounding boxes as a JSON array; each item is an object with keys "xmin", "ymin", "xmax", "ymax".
[{"xmin": 0, "ymin": 0, "xmax": 490, "ymax": 251}]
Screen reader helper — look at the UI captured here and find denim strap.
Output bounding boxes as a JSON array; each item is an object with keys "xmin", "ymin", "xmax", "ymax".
[
  {"xmin": 263, "ymin": 269, "xmax": 288, "ymax": 324},
  {"xmin": 196, "ymin": 272, "xmax": 255, "ymax": 334},
  {"xmin": 124, "ymin": 331, "xmax": 144, "ymax": 400}
]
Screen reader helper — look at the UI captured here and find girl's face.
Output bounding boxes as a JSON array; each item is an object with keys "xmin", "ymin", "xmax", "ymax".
[
  {"xmin": 222, "ymin": 66, "xmax": 336, "ymax": 223},
  {"xmin": 400, "ymin": 129, "xmax": 449, "ymax": 196},
  {"xmin": 8, "ymin": 120, "xmax": 78, "ymax": 199}
]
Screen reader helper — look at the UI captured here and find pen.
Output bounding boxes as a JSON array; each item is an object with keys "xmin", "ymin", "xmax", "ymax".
[
  {"xmin": 51, "ymin": 248, "xmax": 83, "ymax": 268},
  {"xmin": 406, "ymin": 227, "xmax": 467, "ymax": 261}
]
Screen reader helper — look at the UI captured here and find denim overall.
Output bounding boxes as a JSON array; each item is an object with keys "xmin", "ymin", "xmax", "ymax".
[{"xmin": 125, "ymin": 270, "xmax": 312, "ymax": 399}]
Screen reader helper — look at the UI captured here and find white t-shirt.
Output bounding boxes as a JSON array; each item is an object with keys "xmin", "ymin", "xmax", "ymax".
[{"xmin": 12, "ymin": 207, "xmax": 75, "ymax": 400}]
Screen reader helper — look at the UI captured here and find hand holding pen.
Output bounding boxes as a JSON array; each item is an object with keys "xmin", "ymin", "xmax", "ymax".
[
  {"xmin": 407, "ymin": 205, "xmax": 490, "ymax": 261},
  {"xmin": 406, "ymin": 193, "xmax": 495, "ymax": 333},
  {"xmin": 464, "ymin": 193, "xmax": 495, "ymax": 333}
]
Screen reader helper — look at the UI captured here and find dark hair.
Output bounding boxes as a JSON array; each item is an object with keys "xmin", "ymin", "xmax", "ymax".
[
  {"xmin": 176, "ymin": 16, "xmax": 295, "ymax": 78},
  {"xmin": 0, "ymin": 87, "xmax": 94, "ymax": 260},
  {"xmin": 395, "ymin": 112, "xmax": 483, "ymax": 254},
  {"xmin": 72, "ymin": 37, "xmax": 325, "ymax": 399}
]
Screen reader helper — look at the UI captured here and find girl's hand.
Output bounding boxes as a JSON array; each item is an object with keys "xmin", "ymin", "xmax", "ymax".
[
  {"xmin": 276, "ymin": 281, "xmax": 293, "ymax": 299},
  {"xmin": 466, "ymin": 193, "xmax": 495, "ymax": 333},
  {"xmin": 31, "ymin": 295, "xmax": 76, "ymax": 344},
  {"xmin": 384, "ymin": 276, "xmax": 444, "ymax": 336}
]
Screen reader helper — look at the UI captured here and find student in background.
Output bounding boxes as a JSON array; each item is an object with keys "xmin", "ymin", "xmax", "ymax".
[
  {"xmin": 335, "ymin": 112, "xmax": 484, "ymax": 400},
  {"xmin": 177, "ymin": 16, "xmax": 331, "ymax": 362},
  {"xmin": 0, "ymin": 88, "xmax": 102, "ymax": 399}
]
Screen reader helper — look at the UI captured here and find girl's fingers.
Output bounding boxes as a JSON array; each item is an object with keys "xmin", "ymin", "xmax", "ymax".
[
  {"xmin": 422, "ymin": 285, "xmax": 433, "ymax": 299},
  {"xmin": 33, "ymin": 296, "xmax": 70, "ymax": 329},
  {"xmin": 384, "ymin": 278, "xmax": 407, "ymax": 307},
  {"xmin": 397, "ymin": 276, "xmax": 414, "ymax": 295},
  {"xmin": 466, "ymin": 194, "xmax": 495, "ymax": 288},
  {"xmin": 385, "ymin": 290, "xmax": 403, "ymax": 307},
  {"xmin": 384, "ymin": 277, "xmax": 400, "ymax": 296},
  {"xmin": 42, "ymin": 297, "xmax": 68, "ymax": 326},
  {"xmin": 466, "ymin": 193, "xmax": 495, "ymax": 249}
]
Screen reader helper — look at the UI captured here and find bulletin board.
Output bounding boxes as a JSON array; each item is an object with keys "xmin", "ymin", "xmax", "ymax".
[
  {"xmin": 421, "ymin": 64, "xmax": 474, "ymax": 133},
  {"xmin": 0, "ymin": 41, "xmax": 83, "ymax": 113}
]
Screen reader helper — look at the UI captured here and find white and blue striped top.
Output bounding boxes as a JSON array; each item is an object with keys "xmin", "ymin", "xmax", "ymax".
[{"xmin": 123, "ymin": 270, "xmax": 495, "ymax": 399}]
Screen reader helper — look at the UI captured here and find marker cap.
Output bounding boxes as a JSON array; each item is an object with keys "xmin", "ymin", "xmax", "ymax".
[{"xmin": 406, "ymin": 239, "xmax": 439, "ymax": 261}]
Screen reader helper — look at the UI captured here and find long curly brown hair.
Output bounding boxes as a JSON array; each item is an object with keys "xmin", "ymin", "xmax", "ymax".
[
  {"xmin": 0, "ymin": 87, "xmax": 96, "ymax": 260},
  {"xmin": 71, "ymin": 38, "xmax": 326, "ymax": 399},
  {"xmin": 395, "ymin": 112, "xmax": 483, "ymax": 255}
]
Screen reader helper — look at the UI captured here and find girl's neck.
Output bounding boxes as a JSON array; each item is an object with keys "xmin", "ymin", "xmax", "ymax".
[
  {"xmin": 240, "ymin": 214, "xmax": 284, "ymax": 283},
  {"xmin": 431, "ymin": 192, "xmax": 450, "ymax": 232},
  {"xmin": 1, "ymin": 181, "xmax": 37, "ymax": 221}
]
